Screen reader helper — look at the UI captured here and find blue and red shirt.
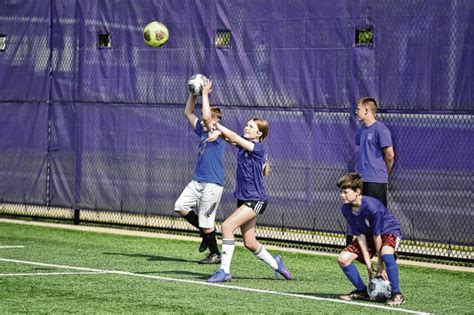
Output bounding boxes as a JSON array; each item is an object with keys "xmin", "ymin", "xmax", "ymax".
[
  {"xmin": 234, "ymin": 142, "xmax": 267, "ymax": 201},
  {"xmin": 192, "ymin": 119, "xmax": 225, "ymax": 186},
  {"xmin": 341, "ymin": 196, "xmax": 401, "ymax": 237}
]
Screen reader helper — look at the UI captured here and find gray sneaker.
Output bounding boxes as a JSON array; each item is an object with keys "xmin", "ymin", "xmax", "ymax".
[{"xmin": 198, "ymin": 253, "xmax": 221, "ymax": 264}]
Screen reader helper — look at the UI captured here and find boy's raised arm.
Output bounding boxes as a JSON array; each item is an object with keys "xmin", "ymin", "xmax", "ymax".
[
  {"xmin": 184, "ymin": 94, "xmax": 198, "ymax": 128},
  {"xmin": 201, "ymin": 79, "xmax": 213, "ymax": 130}
]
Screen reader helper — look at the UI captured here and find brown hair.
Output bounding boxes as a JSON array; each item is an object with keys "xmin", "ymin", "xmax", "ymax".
[
  {"xmin": 211, "ymin": 107, "xmax": 222, "ymax": 121},
  {"xmin": 249, "ymin": 117, "xmax": 270, "ymax": 176},
  {"xmin": 251, "ymin": 117, "xmax": 269, "ymax": 142},
  {"xmin": 358, "ymin": 97, "xmax": 378, "ymax": 114},
  {"xmin": 336, "ymin": 173, "xmax": 363, "ymax": 191}
]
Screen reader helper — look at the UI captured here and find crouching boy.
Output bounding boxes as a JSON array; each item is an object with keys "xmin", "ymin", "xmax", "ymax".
[{"xmin": 336, "ymin": 173, "xmax": 405, "ymax": 306}]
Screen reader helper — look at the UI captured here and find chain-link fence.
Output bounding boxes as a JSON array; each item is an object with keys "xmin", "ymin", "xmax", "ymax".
[{"xmin": 0, "ymin": 1, "xmax": 472, "ymax": 264}]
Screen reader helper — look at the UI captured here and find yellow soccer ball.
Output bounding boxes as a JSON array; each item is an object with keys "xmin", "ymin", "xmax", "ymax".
[{"xmin": 143, "ymin": 21, "xmax": 169, "ymax": 48}]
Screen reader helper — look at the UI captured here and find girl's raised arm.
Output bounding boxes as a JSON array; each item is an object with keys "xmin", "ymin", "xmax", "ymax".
[{"xmin": 215, "ymin": 122, "xmax": 255, "ymax": 152}]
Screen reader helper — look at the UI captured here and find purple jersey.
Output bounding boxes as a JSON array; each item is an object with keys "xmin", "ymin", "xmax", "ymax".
[
  {"xmin": 355, "ymin": 121, "xmax": 393, "ymax": 183},
  {"xmin": 192, "ymin": 119, "xmax": 225, "ymax": 186},
  {"xmin": 341, "ymin": 196, "xmax": 401, "ymax": 237},
  {"xmin": 234, "ymin": 142, "xmax": 268, "ymax": 201}
]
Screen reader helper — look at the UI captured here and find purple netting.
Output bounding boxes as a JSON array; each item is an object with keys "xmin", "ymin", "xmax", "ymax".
[{"xmin": 0, "ymin": 0, "xmax": 473, "ymax": 246}]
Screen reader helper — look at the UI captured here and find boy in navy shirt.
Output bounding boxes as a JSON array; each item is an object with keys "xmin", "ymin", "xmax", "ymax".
[{"xmin": 336, "ymin": 173, "xmax": 405, "ymax": 306}]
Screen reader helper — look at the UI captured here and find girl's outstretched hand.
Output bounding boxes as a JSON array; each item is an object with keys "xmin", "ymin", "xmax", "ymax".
[{"xmin": 206, "ymin": 129, "xmax": 221, "ymax": 142}]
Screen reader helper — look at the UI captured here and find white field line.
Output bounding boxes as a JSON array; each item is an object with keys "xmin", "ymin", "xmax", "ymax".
[
  {"xmin": 0, "ymin": 257, "xmax": 429, "ymax": 315},
  {"xmin": 0, "ymin": 246, "xmax": 25, "ymax": 249},
  {"xmin": 0, "ymin": 271, "xmax": 107, "ymax": 277}
]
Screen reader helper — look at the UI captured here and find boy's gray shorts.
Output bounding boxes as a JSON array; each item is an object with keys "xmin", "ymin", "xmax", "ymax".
[{"xmin": 174, "ymin": 180, "xmax": 223, "ymax": 228}]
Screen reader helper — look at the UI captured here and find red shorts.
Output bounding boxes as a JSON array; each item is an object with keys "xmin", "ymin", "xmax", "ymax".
[{"xmin": 344, "ymin": 234, "xmax": 400, "ymax": 265}]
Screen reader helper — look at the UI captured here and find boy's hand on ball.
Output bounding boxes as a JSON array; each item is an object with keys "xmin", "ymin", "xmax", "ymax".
[
  {"xmin": 367, "ymin": 267, "xmax": 375, "ymax": 280},
  {"xmin": 202, "ymin": 79, "xmax": 212, "ymax": 95},
  {"xmin": 377, "ymin": 270, "xmax": 388, "ymax": 281}
]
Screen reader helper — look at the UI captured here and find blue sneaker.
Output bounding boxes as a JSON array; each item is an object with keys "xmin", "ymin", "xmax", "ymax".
[
  {"xmin": 207, "ymin": 269, "xmax": 232, "ymax": 283},
  {"xmin": 274, "ymin": 255, "xmax": 292, "ymax": 280}
]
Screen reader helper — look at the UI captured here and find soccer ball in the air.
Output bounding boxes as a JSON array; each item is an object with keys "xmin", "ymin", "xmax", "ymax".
[
  {"xmin": 143, "ymin": 21, "xmax": 169, "ymax": 48},
  {"xmin": 367, "ymin": 277, "xmax": 391, "ymax": 301},
  {"xmin": 188, "ymin": 74, "xmax": 207, "ymax": 96}
]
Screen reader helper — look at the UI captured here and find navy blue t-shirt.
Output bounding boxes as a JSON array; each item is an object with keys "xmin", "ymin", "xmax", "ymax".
[
  {"xmin": 234, "ymin": 142, "xmax": 267, "ymax": 201},
  {"xmin": 341, "ymin": 196, "xmax": 401, "ymax": 237},
  {"xmin": 192, "ymin": 119, "xmax": 225, "ymax": 186},
  {"xmin": 355, "ymin": 121, "xmax": 393, "ymax": 183}
]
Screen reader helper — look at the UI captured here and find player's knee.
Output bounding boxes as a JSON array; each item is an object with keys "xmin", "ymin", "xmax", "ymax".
[
  {"xmin": 337, "ymin": 252, "xmax": 350, "ymax": 267},
  {"xmin": 173, "ymin": 204, "xmax": 188, "ymax": 217},
  {"xmin": 202, "ymin": 227, "xmax": 215, "ymax": 234},
  {"xmin": 243, "ymin": 239, "xmax": 258, "ymax": 251},
  {"xmin": 221, "ymin": 221, "xmax": 235, "ymax": 236}
]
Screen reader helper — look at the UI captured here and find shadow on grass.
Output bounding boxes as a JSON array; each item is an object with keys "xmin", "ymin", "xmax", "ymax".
[
  {"xmin": 135, "ymin": 270, "xmax": 210, "ymax": 279},
  {"xmin": 144, "ymin": 272, "xmax": 290, "ymax": 281},
  {"xmin": 103, "ymin": 252, "xmax": 194, "ymax": 263},
  {"xmin": 297, "ymin": 292, "xmax": 345, "ymax": 299}
]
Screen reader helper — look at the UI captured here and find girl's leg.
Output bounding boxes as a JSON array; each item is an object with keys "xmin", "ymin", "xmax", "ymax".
[
  {"xmin": 219, "ymin": 205, "xmax": 256, "ymax": 273},
  {"xmin": 241, "ymin": 217, "xmax": 278, "ymax": 270}
]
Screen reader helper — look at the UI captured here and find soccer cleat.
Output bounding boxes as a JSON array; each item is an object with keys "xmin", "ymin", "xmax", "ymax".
[
  {"xmin": 386, "ymin": 292, "xmax": 406, "ymax": 306},
  {"xmin": 199, "ymin": 235, "xmax": 208, "ymax": 253},
  {"xmin": 274, "ymin": 255, "xmax": 292, "ymax": 280},
  {"xmin": 339, "ymin": 289, "xmax": 369, "ymax": 301},
  {"xmin": 198, "ymin": 253, "xmax": 221, "ymax": 265},
  {"xmin": 207, "ymin": 269, "xmax": 232, "ymax": 283}
]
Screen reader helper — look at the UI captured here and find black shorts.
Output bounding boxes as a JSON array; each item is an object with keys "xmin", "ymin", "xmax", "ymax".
[
  {"xmin": 237, "ymin": 200, "xmax": 268, "ymax": 214},
  {"xmin": 363, "ymin": 182, "xmax": 387, "ymax": 207}
]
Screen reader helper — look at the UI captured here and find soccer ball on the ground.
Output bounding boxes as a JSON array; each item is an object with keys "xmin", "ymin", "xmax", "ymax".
[
  {"xmin": 143, "ymin": 21, "xmax": 169, "ymax": 48},
  {"xmin": 367, "ymin": 277, "xmax": 391, "ymax": 301},
  {"xmin": 188, "ymin": 74, "xmax": 207, "ymax": 96}
]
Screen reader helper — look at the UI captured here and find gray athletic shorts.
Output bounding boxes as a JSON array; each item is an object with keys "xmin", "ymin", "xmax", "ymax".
[{"xmin": 174, "ymin": 180, "xmax": 223, "ymax": 228}]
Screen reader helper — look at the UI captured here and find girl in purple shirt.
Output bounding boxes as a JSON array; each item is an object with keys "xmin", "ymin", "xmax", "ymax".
[{"xmin": 207, "ymin": 117, "xmax": 292, "ymax": 283}]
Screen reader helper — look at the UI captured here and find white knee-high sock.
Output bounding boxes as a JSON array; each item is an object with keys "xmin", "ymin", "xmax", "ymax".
[
  {"xmin": 220, "ymin": 239, "xmax": 235, "ymax": 274},
  {"xmin": 254, "ymin": 244, "xmax": 278, "ymax": 269}
]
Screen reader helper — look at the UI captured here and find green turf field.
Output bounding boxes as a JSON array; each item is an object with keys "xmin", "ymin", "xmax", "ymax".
[{"xmin": 0, "ymin": 222, "xmax": 472, "ymax": 314}]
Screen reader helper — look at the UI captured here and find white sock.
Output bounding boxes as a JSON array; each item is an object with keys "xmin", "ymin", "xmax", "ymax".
[
  {"xmin": 254, "ymin": 244, "xmax": 278, "ymax": 269},
  {"xmin": 220, "ymin": 239, "xmax": 235, "ymax": 274}
]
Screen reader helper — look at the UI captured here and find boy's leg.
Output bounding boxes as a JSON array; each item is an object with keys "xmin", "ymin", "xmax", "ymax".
[
  {"xmin": 381, "ymin": 253, "xmax": 400, "ymax": 293},
  {"xmin": 174, "ymin": 181, "xmax": 202, "ymax": 232},
  {"xmin": 381, "ymin": 237, "xmax": 405, "ymax": 305},
  {"xmin": 198, "ymin": 184, "xmax": 223, "ymax": 256},
  {"xmin": 198, "ymin": 229, "xmax": 221, "ymax": 264},
  {"xmin": 337, "ymin": 241, "xmax": 369, "ymax": 300},
  {"xmin": 380, "ymin": 236, "xmax": 401, "ymax": 293},
  {"xmin": 183, "ymin": 211, "xmax": 201, "ymax": 230},
  {"xmin": 338, "ymin": 252, "xmax": 366, "ymax": 291}
]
